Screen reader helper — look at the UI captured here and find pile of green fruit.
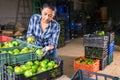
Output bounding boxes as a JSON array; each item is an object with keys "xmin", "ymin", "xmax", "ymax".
[
  {"xmin": 1, "ymin": 47, "xmax": 35, "ymax": 55},
  {"xmin": 7, "ymin": 59, "xmax": 58, "ymax": 78},
  {"xmin": 76, "ymin": 58, "xmax": 94, "ymax": 64},
  {"xmin": 97, "ymin": 31, "xmax": 105, "ymax": 36},
  {"xmin": 0, "ymin": 40, "xmax": 20, "ymax": 48}
]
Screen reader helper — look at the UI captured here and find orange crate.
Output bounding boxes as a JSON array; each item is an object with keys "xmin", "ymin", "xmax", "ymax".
[
  {"xmin": 0, "ymin": 36, "xmax": 13, "ymax": 42},
  {"xmin": 74, "ymin": 56, "xmax": 100, "ymax": 76}
]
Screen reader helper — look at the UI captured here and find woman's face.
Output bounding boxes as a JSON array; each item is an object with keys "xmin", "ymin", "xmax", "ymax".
[{"xmin": 41, "ymin": 7, "xmax": 55, "ymax": 23}]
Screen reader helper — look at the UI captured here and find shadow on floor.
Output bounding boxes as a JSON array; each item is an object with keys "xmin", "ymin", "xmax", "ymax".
[
  {"xmin": 114, "ymin": 45, "xmax": 120, "ymax": 52},
  {"xmin": 58, "ymin": 55, "xmax": 76, "ymax": 78}
]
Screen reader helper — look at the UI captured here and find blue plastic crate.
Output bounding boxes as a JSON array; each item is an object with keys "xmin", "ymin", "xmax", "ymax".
[{"xmin": 108, "ymin": 41, "xmax": 114, "ymax": 55}]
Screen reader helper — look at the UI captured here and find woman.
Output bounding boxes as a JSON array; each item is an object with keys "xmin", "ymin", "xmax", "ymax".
[{"xmin": 26, "ymin": 3, "xmax": 60, "ymax": 57}]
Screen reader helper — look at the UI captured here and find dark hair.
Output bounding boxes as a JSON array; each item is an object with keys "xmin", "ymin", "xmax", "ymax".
[{"xmin": 42, "ymin": 3, "xmax": 56, "ymax": 12}]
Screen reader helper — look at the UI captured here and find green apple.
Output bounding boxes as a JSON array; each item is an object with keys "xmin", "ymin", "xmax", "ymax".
[
  {"xmin": 8, "ymin": 50, "xmax": 14, "ymax": 54},
  {"xmin": 97, "ymin": 31, "xmax": 105, "ymax": 36},
  {"xmin": 7, "ymin": 65, "xmax": 13, "ymax": 71},
  {"xmin": 101, "ymin": 31, "xmax": 105, "ymax": 35},
  {"xmin": 8, "ymin": 42, "xmax": 14, "ymax": 47},
  {"xmin": 27, "ymin": 36, "xmax": 35, "ymax": 43},
  {"xmin": 13, "ymin": 49, "xmax": 20, "ymax": 54},
  {"xmin": 36, "ymin": 49, "xmax": 43, "ymax": 57},
  {"xmin": 26, "ymin": 61, "xmax": 33, "ymax": 66},
  {"xmin": 24, "ymin": 70, "xmax": 33, "ymax": 77},
  {"xmin": 21, "ymin": 47, "xmax": 29, "ymax": 53},
  {"xmin": 34, "ymin": 60, "xmax": 40, "ymax": 66},
  {"xmin": 47, "ymin": 61, "xmax": 55, "ymax": 68},
  {"xmin": 12, "ymin": 40, "xmax": 19, "ymax": 46},
  {"xmin": 14, "ymin": 66, "xmax": 22, "ymax": 74}
]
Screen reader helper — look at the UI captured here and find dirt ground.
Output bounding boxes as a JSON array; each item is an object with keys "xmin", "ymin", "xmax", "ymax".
[{"xmin": 57, "ymin": 37, "xmax": 120, "ymax": 79}]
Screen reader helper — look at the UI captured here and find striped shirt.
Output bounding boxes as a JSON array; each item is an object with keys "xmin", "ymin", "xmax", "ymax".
[{"xmin": 26, "ymin": 14, "xmax": 60, "ymax": 54}]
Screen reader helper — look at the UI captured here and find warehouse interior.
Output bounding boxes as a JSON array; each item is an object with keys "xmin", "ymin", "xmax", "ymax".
[{"xmin": 0, "ymin": 0, "xmax": 120, "ymax": 80}]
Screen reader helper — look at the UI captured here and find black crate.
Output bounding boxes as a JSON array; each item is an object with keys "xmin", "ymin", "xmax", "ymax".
[
  {"xmin": 83, "ymin": 34, "xmax": 109, "ymax": 48},
  {"xmin": 100, "ymin": 55, "xmax": 108, "ymax": 70},
  {"xmin": 3, "ymin": 56, "xmax": 63, "ymax": 80},
  {"xmin": 71, "ymin": 70, "xmax": 119, "ymax": 80},
  {"xmin": 106, "ymin": 32, "xmax": 115, "ymax": 44},
  {"xmin": 114, "ymin": 35, "xmax": 120, "ymax": 46},
  {"xmin": 85, "ymin": 46, "xmax": 108, "ymax": 59}
]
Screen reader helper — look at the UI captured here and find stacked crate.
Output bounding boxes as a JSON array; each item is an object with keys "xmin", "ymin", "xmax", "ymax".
[
  {"xmin": 57, "ymin": 18, "xmax": 65, "ymax": 48},
  {"xmin": 3, "ymin": 56, "xmax": 63, "ymax": 80},
  {"xmin": 0, "ymin": 39, "xmax": 38, "ymax": 80},
  {"xmin": 107, "ymin": 32, "xmax": 115, "ymax": 65},
  {"xmin": 0, "ymin": 39, "xmax": 63, "ymax": 80},
  {"xmin": 83, "ymin": 32, "xmax": 114, "ymax": 70}
]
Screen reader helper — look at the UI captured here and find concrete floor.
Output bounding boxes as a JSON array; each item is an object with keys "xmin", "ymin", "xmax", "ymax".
[{"xmin": 58, "ymin": 37, "xmax": 120, "ymax": 79}]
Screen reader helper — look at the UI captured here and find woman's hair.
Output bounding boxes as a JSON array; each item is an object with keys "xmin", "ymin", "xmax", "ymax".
[{"xmin": 42, "ymin": 3, "xmax": 56, "ymax": 12}]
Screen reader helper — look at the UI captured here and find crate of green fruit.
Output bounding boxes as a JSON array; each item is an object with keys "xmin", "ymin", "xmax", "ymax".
[
  {"xmin": 3, "ymin": 56, "xmax": 63, "ymax": 80},
  {"xmin": 74, "ymin": 56, "xmax": 100, "ymax": 75},
  {"xmin": 0, "ymin": 39, "xmax": 25, "ymax": 49},
  {"xmin": 85, "ymin": 46, "xmax": 108, "ymax": 59},
  {"xmin": 0, "ymin": 44, "xmax": 41, "ymax": 65}
]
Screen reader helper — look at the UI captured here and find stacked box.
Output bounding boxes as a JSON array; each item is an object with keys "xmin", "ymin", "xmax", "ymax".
[
  {"xmin": 83, "ymin": 32, "xmax": 115, "ymax": 71},
  {"xmin": 100, "ymin": 55, "xmax": 108, "ymax": 70},
  {"xmin": 3, "ymin": 56, "xmax": 63, "ymax": 80}
]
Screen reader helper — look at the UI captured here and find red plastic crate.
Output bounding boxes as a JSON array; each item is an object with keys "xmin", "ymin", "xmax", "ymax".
[
  {"xmin": 0, "ymin": 36, "xmax": 13, "ymax": 42},
  {"xmin": 74, "ymin": 56, "xmax": 100, "ymax": 76}
]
